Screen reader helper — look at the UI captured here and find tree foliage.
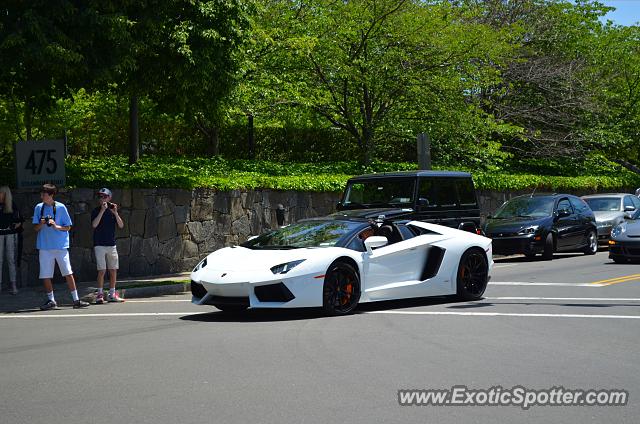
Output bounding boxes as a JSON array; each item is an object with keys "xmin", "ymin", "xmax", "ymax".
[{"xmin": 1, "ymin": 0, "xmax": 640, "ymax": 175}]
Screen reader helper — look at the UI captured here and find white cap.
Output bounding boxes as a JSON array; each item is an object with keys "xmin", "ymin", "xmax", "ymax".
[{"xmin": 97, "ymin": 188, "xmax": 113, "ymax": 197}]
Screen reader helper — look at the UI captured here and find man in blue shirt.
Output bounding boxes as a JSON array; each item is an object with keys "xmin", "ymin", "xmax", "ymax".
[
  {"xmin": 91, "ymin": 188, "xmax": 125, "ymax": 303},
  {"xmin": 33, "ymin": 184, "xmax": 89, "ymax": 310}
]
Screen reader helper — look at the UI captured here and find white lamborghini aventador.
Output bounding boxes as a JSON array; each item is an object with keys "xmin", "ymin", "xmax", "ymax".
[{"xmin": 190, "ymin": 213, "xmax": 493, "ymax": 315}]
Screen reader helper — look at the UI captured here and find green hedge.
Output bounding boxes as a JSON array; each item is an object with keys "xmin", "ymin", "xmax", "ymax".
[{"xmin": 3, "ymin": 155, "xmax": 639, "ymax": 192}]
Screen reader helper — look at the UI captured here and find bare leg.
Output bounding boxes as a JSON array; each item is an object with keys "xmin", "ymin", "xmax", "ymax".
[
  {"xmin": 97, "ymin": 270, "xmax": 106, "ymax": 290},
  {"xmin": 108, "ymin": 269, "xmax": 117, "ymax": 290},
  {"xmin": 65, "ymin": 274, "xmax": 77, "ymax": 292},
  {"xmin": 43, "ymin": 278, "xmax": 54, "ymax": 293}
]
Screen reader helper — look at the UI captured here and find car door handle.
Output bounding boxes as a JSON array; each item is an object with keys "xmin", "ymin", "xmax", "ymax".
[{"xmin": 409, "ymin": 247, "xmax": 417, "ymax": 251}]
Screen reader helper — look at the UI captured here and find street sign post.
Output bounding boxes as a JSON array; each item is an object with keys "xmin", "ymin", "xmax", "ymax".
[{"xmin": 14, "ymin": 140, "xmax": 66, "ymax": 188}]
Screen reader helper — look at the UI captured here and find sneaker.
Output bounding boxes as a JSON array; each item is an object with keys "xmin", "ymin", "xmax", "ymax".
[
  {"xmin": 73, "ymin": 300, "xmax": 90, "ymax": 309},
  {"xmin": 107, "ymin": 292, "xmax": 124, "ymax": 303},
  {"xmin": 40, "ymin": 300, "xmax": 58, "ymax": 311},
  {"xmin": 95, "ymin": 292, "xmax": 105, "ymax": 304},
  {"xmin": 10, "ymin": 282, "xmax": 18, "ymax": 295}
]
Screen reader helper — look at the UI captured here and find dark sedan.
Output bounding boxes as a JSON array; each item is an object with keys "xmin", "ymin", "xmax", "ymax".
[{"xmin": 484, "ymin": 194, "xmax": 598, "ymax": 260}]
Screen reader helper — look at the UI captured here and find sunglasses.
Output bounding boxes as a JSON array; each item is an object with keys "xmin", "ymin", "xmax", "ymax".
[{"xmin": 98, "ymin": 194, "xmax": 110, "ymax": 198}]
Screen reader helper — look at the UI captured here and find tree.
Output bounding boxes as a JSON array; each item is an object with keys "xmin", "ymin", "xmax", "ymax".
[
  {"xmin": 108, "ymin": 0, "xmax": 250, "ymax": 162},
  {"xmin": 0, "ymin": 1, "xmax": 123, "ymax": 141},
  {"xmin": 474, "ymin": 0, "xmax": 614, "ymax": 158},
  {"xmin": 247, "ymin": 0, "xmax": 515, "ymax": 165}
]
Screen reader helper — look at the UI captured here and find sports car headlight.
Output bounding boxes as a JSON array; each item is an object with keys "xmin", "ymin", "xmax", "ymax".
[
  {"xmin": 193, "ymin": 257, "xmax": 207, "ymax": 272},
  {"xmin": 270, "ymin": 260, "xmax": 306, "ymax": 274},
  {"xmin": 611, "ymin": 225, "xmax": 625, "ymax": 238},
  {"xmin": 518, "ymin": 226, "xmax": 538, "ymax": 235}
]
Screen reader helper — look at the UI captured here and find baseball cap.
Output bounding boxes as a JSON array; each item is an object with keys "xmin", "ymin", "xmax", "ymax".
[{"xmin": 97, "ymin": 188, "xmax": 113, "ymax": 197}]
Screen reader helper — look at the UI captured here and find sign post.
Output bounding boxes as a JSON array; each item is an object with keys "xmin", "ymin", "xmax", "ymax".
[
  {"xmin": 417, "ymin": 133, "xmax": 431, "ymax": 170},
  {"xmin": 15, "ymin": 140, "xmax": 66, "ymax": 188}
]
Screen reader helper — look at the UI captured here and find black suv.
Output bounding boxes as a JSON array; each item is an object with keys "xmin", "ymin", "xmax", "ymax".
[
  {"xmin": 483, "ymin": 194, "xmax": 598, "ymax": 260},
  {"xmin": 336, "ymin": 171, "xmax": 481, "ymax": 232}
]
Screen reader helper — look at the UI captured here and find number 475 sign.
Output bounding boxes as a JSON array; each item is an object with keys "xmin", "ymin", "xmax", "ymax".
[{"xmin": 15, "ymin": 140, "xmax": 66, "ymax": 189}]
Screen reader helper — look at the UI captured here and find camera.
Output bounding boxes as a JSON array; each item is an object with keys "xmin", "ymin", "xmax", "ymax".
[
  {"xmin": 106, "ymin": 202, "xmax": 115, "ymax": 210},
  {"xmin": 44, "ymin": 215, "xmax": 54, "ymax": 227}
]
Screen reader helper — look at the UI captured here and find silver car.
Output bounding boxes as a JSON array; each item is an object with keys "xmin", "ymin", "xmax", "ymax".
[
  {"xmin": 609, "ymin": 208, "xmax": 640, "ymax": 263},
  {"xmin": 581, "ymin": 193, "xmax": 640, "ymax": 243}
]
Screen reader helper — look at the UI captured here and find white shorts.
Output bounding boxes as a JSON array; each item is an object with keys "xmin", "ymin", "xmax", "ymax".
[
  {"xmin": 94, "ymin": 245, "xmax": 119, "ymax": 270},
  {"xmin": 39, "ymin": 249, "xmax": 73, "ymax": 279}
]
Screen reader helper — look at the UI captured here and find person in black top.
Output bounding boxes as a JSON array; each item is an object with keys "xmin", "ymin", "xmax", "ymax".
[
  {"xmin": 0, "ymin": 186, "xmax": 23, "ymax": 295},
  {"xmin": 91, "ymin": 188, "xmax": 124, "ymax": 303}
]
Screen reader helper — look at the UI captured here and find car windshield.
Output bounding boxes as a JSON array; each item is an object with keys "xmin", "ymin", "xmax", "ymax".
[
  {"xmin": 343, "ymin": 178, "xmax": 415, "ymax": 207},
  {"xmin": 241, "ymin": 220, "xmax": 363, "ymax": 249},
  {"xmin": 494, "ymin": 197, "xmax": 555, "ymax": 219},
  {"xmin": 583, "ymin": 197, "xmax": 621, "ymax": 212}
]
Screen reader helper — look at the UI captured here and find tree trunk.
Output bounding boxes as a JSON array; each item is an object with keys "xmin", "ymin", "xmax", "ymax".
[
  {"xmin": 206, "ymin": 126, "xmax": 220, "ymax": 156},
  {"xmin": 362, "ymin": 127, "xmax": 373, "ymax": 166},
  {"xmin": 247, "ymin": 113, "xmax": 255, "ymax": 159},
  {"xmin": 612, "ymin": 158, "xmax": 640, "ymax": 175},
  {"xmin": 129, "ymin": 95, "xmax": 140, "ymax": 164}
]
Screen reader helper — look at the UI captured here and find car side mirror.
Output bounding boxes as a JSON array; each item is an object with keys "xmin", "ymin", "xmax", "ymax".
[
  {"xmin": 418, "ymin": 198, "xmax": 429, "ymax": 207},
  {"xmin": 624, "ymin": 205, "xmax": 635, "ymax": 212},
  {"xmin": 364, "ymin": 236, "xmax": 388, "ymax": 254},
  {"xmin": 556, "ymin": 209, "xmax": 571, "ymax": 219},
  {"xmin": 336, "ymin": 202, "xmax": 344, "ymax": 211}
]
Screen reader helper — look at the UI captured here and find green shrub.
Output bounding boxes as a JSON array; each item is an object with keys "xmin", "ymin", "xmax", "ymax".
[{"xmin": 2, "ymin": 155, "xmax": 639, "ymax": 192}]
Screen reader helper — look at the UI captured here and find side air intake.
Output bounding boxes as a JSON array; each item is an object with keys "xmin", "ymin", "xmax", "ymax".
[{"xmin": 420, "ymin": 247, "xmax": 445, "ymax": 280}]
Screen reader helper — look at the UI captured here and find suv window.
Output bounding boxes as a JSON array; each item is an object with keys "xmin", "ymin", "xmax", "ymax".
[
  {"xmin": 343, "ymin": 179, "xmax": 415, "ymax": 207},
  {"xmin": 457, "ymin": 179, "xmax": 477, "ymax": 206},
  {"xmin": 418, "ymin": 178, "xmax": 459, "ymax": 208},
  {"xmin": 631, "ymin": 196, "xmax": 640, "ymax": 210}
]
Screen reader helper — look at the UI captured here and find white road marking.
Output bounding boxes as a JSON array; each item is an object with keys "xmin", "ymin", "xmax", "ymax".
[
  {"xmin": 493, "ymin": 264, "xmax": 519, "ymax": 269},
  {"xmin": 121, "ymin": 299, "xmax": 191, "ymax": 303},
  {"xmin": 486, "ymin": 297, "xmax": 640, "ymax": 302},
  {"xmin": 489, "ymin": 281, "xmax": 603, "ymax": 287},
  {"xmin": 367, "ymin": 311, "xmax": 640, "ymax": 320},
  {"xmin": 0, "ymin": 312, "xmax": 208, "ymax": 319}
]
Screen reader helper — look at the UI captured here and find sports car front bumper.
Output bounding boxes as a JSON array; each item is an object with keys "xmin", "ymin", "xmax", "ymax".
[{"xmin": 190, "ymin": 269, "xmax": 325, "ymax": 309}]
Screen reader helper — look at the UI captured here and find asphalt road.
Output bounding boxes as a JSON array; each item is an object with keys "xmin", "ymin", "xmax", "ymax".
[{"xmin": 1, "ymin": 250, "xmax": 639, "ymax": 424}]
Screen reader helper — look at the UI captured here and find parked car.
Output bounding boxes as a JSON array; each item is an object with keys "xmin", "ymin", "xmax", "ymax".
[
  {"xmin": 191, "ymin": 211, "xmax": 493, "ymax": 315},
  {"xmin": 609, "ymin": 208, "xmax": 640, "ymax": 263},
  {"xmin": 483, "ymin": 194, "xmax": 598, "ymax": 260},
  {"xmin": 581, "ymin": 193, "xmax": 640, "ymax": 243},
  {"xmin": 337, "ymin": 171, "xmax": 481, "ymax": 233}
]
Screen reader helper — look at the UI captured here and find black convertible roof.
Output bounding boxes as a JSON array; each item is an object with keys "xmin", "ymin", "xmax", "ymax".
[{"xmin": 348, "ymin": 170, "xmax": 471, "ymax": 180}]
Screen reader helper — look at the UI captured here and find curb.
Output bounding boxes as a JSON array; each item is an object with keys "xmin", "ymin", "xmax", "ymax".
[{"xmin": 80, "ymin": 281, "xmax": 191, "ymax": 302}]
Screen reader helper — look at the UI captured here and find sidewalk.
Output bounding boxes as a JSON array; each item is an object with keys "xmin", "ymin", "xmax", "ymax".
[{"xmin": 0, "ymin": 272, "xmax": 191, "ymax": 313}]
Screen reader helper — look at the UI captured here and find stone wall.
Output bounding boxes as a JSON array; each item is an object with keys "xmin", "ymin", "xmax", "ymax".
[
  {"xmin": 11, "ymin": 188, "xmax": 339, "ymax": 286},
  {"xmin": 8, "ymin": 186, "xmax": 630, "ymax": 286}
]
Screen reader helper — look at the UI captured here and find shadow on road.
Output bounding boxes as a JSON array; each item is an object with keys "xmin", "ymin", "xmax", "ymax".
[
  {"xmin": 495, "ymin": 253, "xmax": 585, "ymax": 263},
  {"xmin": 179, "ymin": 296, "xmax": 468, "ymax": 323}
]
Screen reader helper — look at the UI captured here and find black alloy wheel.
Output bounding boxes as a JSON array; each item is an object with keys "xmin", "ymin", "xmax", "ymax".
[
  {"xmin": 456, "ymin": 248, "xmax": 489, "ymax": 300},
  {"xmin": 322, "ymin": 261, "xmax": 361, "ymax": 316},
  {"xmin": 583, "ymin": 230, "xmax": 598, "ymax": 255}
]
